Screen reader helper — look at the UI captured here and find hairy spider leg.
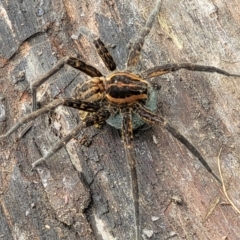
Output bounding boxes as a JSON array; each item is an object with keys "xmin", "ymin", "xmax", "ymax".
[
  {"xmin": 122, "ymin": 109, "xmax": 140, "ymax": 240},
  {"xmin": 78, "ymin": 26, "xmax": 117, "ymax": 71},
  {"xmin": 134, "ymin": 103, "xmax": 222, "ymax": 185},
  {"xmin": 141, "ymin": 62, "xmax": 240, "ymax": 78},
  {"xmin": 0, "ymin": 98, "xmax": 99, "ymax": 139},
  {"xmin": 127, "ymin": 0, "xmax": 162, "ymax": 68},
  {"xmin": 31, "ymin": 56, "xmax": 103, "ymax": 111},
  {"xmin": 31, "ymin": 108, "xmax": 110, "ymax": 168}
]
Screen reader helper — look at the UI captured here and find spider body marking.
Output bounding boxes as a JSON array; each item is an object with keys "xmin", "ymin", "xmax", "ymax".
[
  {"xmin": 1, "ymin": 0, "xmax": 240, "ymax": 239},
  {"xmin": 72, "ymin": 70, "xmax": 158, "ymax": 129}
]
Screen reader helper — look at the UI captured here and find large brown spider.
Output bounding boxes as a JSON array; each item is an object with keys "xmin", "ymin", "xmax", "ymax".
[{"xmin": 1, "ymin": 0, "xmax": 240, "ymax": 239}]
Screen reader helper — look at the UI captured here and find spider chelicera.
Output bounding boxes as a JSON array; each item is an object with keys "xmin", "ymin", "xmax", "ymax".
[{"xmin": 1, "ymin": 0, "xmax": 240, "ymax": 239}]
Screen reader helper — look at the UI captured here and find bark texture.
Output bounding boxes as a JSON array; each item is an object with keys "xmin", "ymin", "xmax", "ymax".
[{"xmin": 0, "ymin": 0, "xmax": 240, "ymax": 239}]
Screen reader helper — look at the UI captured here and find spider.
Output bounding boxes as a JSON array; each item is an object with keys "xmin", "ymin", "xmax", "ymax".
[{"xmin": 1, "ymin": 0, "xmax": 240, "ymax": 239}]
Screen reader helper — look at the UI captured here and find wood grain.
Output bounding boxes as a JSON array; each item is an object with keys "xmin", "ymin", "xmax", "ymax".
[{"xmin": 0, "ymin": 0, "xmax": 240, "ymax": 239}]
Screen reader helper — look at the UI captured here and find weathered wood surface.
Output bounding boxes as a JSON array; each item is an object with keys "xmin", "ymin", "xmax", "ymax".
[{"xmin": 0, "ymin": 0, "xmax": 240, "ymax": 239}]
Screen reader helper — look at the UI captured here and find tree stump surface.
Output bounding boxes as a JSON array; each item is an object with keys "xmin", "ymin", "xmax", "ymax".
[{"xmin": 0, "ymin": 0, "xmax": 240, "ymax": 239}]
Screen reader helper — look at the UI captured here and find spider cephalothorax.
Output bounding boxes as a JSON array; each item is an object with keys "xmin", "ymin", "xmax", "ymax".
[
  {"xmin": 104, "ymin": 72, "xmax": 158, "ymax": 129},
  {"xmin": 1, "ymin": 0, "xmax": 240, "ymax": 239},
  {"xmin": 105, "ymin": 72, "xmax": 149, "ymax": 105},
  {"xmin": 72, "ymin": 69, "xmax": 158, "ymax": 130},
  {"xmin": 73, "ymin": 71, "xmax": 150, "ymax": 106}
]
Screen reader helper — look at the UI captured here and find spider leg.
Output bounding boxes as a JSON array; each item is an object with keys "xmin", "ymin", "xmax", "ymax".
[
  {"xmin": 78, "ymin": 27, "xmax": 117, "ymax": 71},
  {"xmin": 32, "ymin": 56, "xmax": 103, "ymax": 111},
  {"xmin": 134, "ymin": 103, "xmax": 222, "ymax": 185},
  {"xmin": 122, "ymin": 108, "xmax": 140, "ymax": 240},
  {"xmin": 141, "ymin": 62, "xmax": 240, "ymax": 79},
  {"xmin": 0, "ymin": 98, "xmax": 99, "ymax": 139},
  {"xmin": 31, "ymin": 108, "xmax": 110, "ymax": 168},
  {"xmin": 126, "ymin": 0, "xmax": 162, "ymax": 69}
]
